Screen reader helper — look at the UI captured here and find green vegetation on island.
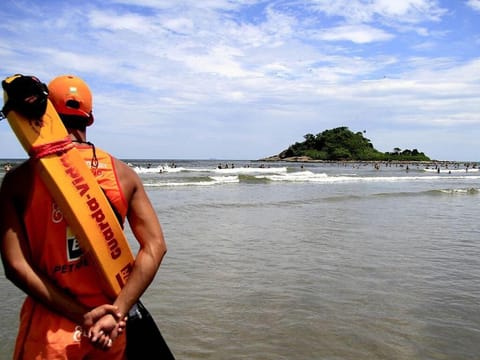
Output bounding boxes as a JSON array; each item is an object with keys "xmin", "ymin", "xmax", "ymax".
[{"xmin": 272, "ymin": 127, "xmax": 431, "ymax": 162}]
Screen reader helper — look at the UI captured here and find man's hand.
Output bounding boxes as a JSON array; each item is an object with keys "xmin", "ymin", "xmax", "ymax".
[
  {"xmin": 83, "ymin": 304, "xmax": 122, "ymax": 328},
  {"xmin": 89, "ymin": 313, "xmax": 121, "ymax": 350},
  {"xmin": 83, "ymin": 304, "xmax": 127, "ymax": 350}
]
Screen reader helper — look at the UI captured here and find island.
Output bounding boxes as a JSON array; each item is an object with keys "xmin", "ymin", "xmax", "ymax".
[{"xmin": 261, "ymin": 127, "xmax": 431, "ymax": 162}]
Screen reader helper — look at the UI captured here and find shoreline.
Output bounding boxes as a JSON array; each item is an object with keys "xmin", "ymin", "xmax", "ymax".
[{"xmin": 257, "ymin": 156, "xmax": 479, "ymax": 167}]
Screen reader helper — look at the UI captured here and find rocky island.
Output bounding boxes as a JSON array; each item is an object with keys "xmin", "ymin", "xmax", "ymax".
[{"xmin": 261, "ymin": 127, "xmax": 431, "ymax": 162}]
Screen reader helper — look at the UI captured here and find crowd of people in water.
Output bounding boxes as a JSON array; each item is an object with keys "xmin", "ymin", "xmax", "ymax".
[
  {"xmin": 354, "ymin": 161, "xmax": 478, "ymax": 173},
  {"xmin": 151, "ymin": 160, "xmax": 478, "ymax": 174},
  {"xmin": 3, "ymin": 160, "xmax": 479, "ymax": 175},
  {"xmin": 217, "ymin": 163, "xmax": 274, "ymax": 169}
]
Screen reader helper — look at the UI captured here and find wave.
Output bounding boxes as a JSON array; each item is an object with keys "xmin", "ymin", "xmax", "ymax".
[
  {"xmin": 435, "ymin": 188, "xmax": 480, "ymax": 195},
  {"xmin": 213, "ymin": 166, "xmax": 288, "ymax": 175},
  {"xmin": 255, "ymin": 172, "xmax": 480, "ymax": 184},
  {"xmin": 238, "ymin": 174, "xmax": 271, "ymax": 184},
  {"xmin": 133, "ymin": 164, "xmax": 288, "ymax": 175},
  {"xmin": 144, "ymin": 175, "xmax": 240, "ymax": 187},
  {"xmin": 142, "ymin": 172, "xmax": 480, "ymax": 187},
  {"xmin": 368, "ymin": 188, "xmax": 480, "ymax": 201},
  {"xmin": 256, "ymin": 170, "xmax": 329, "ymax": 182},
  {"xmin": 133, "ymin": 165, "xmax": 189, "ymax": 174},
  {"xmin": 319, "ymin": 188, "xmax": 480, "ymax": 203},
  {"xmin": 161, "ymin": 187, "xmax": 480, "ymax": 213},
  {"xmin": 423, "ymin": 168, "xmax": 479, "ymax": 173}
]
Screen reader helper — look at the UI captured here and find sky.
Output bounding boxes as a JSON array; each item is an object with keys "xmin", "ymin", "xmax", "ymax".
[{"xmin": 0, "ymin": 0, "xmax": 479, "ymax": 161}]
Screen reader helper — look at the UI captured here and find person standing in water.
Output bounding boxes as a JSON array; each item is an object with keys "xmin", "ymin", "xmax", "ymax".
[{"xmin": 0, "ymin": 75, "xmax": 167, "ymax": 359}]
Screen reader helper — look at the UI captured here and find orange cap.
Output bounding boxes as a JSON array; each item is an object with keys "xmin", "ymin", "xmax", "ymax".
[{"xmin": 48, "ymin": 75, "xmax": 94, "ymax": 126}]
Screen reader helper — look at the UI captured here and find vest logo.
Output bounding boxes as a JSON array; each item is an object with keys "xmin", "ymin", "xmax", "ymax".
[
  {"xmin": 67, "ymin": 228, "xmax": 83, "ymax": 261},
  {"xmin": 73, "ymin": 325, "xmax": 87, "ymax": 342},
  {"xmin": 52, "ymin": 202, "xmax": 63, "ymax": 224}
]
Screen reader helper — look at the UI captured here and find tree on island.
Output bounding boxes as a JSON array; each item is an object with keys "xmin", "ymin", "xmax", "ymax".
[{"xmin": 278, "ymin": 126, "xmax": 430, "ymax": 161}]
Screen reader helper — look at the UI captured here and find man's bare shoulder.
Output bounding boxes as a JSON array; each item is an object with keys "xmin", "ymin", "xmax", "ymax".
[
  {"xmin": 0, "ymin": 161, "xmax": 32, "ymax": 201},
  {"xmin": 113, "ymin": 158, "xmax": 140, "ymax": 180},
  {"xmin": 1, "ymin": 161, "xmax": 31, "ymax": 187},
  {"xmin": 111, "ymin": 157, "xmax": 144, "ymax": 198}
]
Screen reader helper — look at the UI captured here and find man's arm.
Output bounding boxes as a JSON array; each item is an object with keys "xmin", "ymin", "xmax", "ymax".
[
  {"xmin": 67, "ymin": 159, "xmax": 166, "ymax": 342},
  {"xmin": 0, "ymin": 169, "xmax": 91, "ymax": 323},
  {"xmin": 109, "ymin": 160, "xmax": 167, "ymax": 317}
]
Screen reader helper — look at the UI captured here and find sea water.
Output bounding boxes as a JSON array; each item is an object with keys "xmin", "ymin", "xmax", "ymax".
[{"xmin": 0, "ymin": 160, "xmax": 479, "ymax": 359}]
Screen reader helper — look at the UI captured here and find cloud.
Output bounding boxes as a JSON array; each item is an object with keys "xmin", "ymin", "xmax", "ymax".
[
  {"xmin": 466, "ymin": 0, "xmax": 480, "ymax": 12},
  {"xmin": 306, "ymin": 0, "xmax": 447, "ymax": 24},
  {"xmin": 314, "ymin": 24, "xmax": 394, "ymax": 43},
  {"xmin": 0, "ymin": 0, "xmax": 479, "ymax": 160}
]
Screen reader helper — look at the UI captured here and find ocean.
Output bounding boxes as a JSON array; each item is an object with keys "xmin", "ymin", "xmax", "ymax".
[{"xmin": 1, "ymin": 159, "xmax": 479, "ymax": 359}]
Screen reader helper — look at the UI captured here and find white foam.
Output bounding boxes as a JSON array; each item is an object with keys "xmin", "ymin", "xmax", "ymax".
[
  {"xmin": 134, "ymin": 165, "xmax": 288, "ymax": 175},
  {"xmin": 132, "ymin": 165, "xmax": 187, "ymax": 174},
  {"xmin": 423, "ymin": 168, "xmax": 478, "ymax": 173},
  {"xmin": 257, "ymin": 173, "xmax": 480, "ymax": 183},
  {"xmin": 257, "ymin": 171, "xmax": 328, "ymax": 182},
  {"xmin": 213, "ymin": 166, "xmax": 288, "ymax": 175},
  {"xmin": 144, "ymin": 175, "xmax": 239, "ymax": 187}
]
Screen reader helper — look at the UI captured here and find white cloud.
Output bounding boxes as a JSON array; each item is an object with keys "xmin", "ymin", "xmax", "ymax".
[
  {"xmin": 314, "ymin": 24, "xmax": 393, "ymax": 43},
  {"xmin": 0, "ymin": 0, "xmax": 479, "ymax": 160},
  {"xmin": 466, "ymin": 0, "xmax": 480, "ymax": 12},
  {"xmin": 307, "ymin": 0, "xmax": 447, "ymax": 23},
  {"xmin": 89, "ymin": 10, "xmax": 151, "ymax": 33},
  {"xmin": 371, "ymin": 0, "xmax": 446, "ymax": 22},
  {"xmin": 180, "ymin": 45, "xmax": 251, "ymax": 78},
  {"xmin": 163, "ymin": 17, "xmax": 195, "ymax": 34}
]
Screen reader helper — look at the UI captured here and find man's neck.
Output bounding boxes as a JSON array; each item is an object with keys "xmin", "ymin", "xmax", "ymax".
[{"xmin": 68, "ymin": 129, "xmax": 87, "ymax": 142}]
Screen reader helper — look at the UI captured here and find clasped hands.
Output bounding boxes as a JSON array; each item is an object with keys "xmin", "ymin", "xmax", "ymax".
[{"xmin": 82, "ymin": 304, "xmax": 127, "ymax": 350}]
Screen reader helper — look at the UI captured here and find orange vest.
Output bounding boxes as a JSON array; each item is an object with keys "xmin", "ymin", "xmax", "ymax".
[{"xmin": 23, "ymin": 144, "xmax": 128, "ymax": 307}]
